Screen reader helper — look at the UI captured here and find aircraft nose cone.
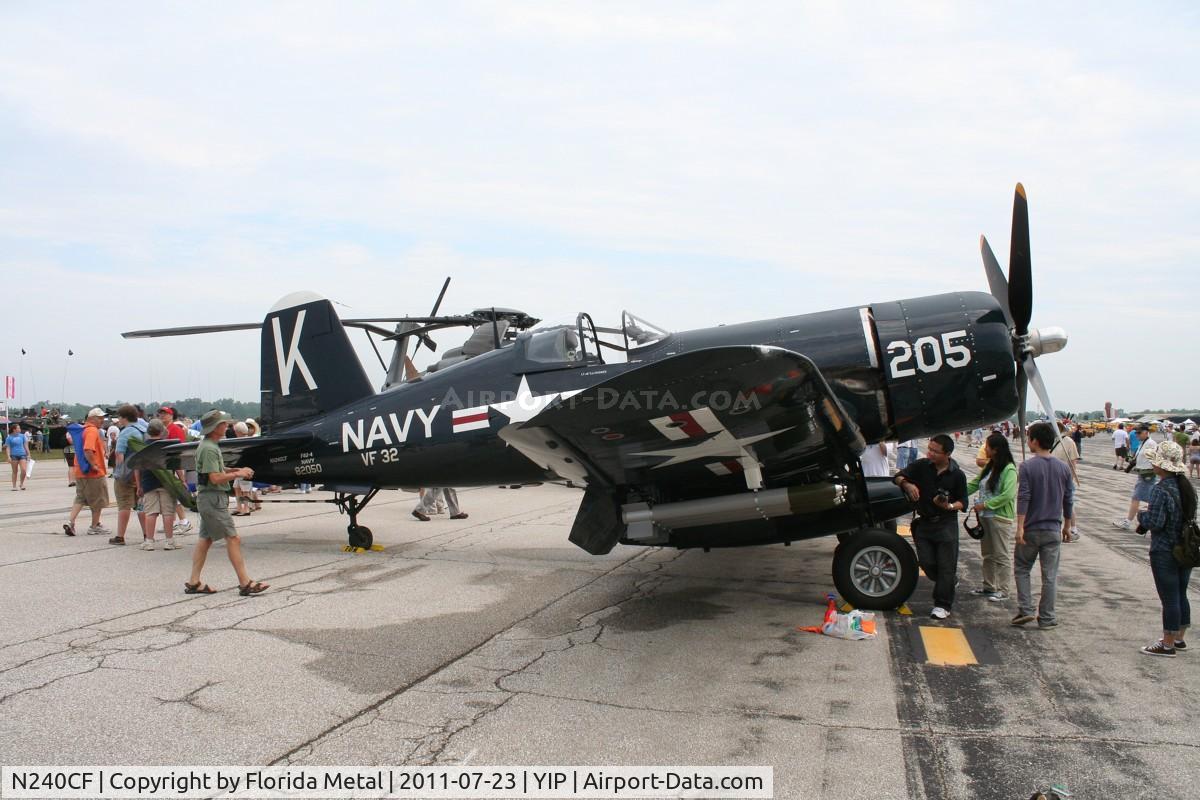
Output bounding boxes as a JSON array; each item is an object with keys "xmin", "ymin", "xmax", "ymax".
[{"xmin": 1028, "ymin": 326, "xmax": 1068, "ymax": 358}]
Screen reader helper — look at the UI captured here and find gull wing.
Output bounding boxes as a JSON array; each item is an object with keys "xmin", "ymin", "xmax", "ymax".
[{"xmin": 501, "ymin": 346, "xmax": 865, "ymax": 492}]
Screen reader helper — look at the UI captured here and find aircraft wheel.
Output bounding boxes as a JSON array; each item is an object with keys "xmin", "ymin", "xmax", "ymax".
[
  {"xmin": 832, "ymin": 528, "xmax": 917, "ymax": 610},
  {"xmin": 347, "ymin": 525, "xmax": 373, "ymax": 550}
]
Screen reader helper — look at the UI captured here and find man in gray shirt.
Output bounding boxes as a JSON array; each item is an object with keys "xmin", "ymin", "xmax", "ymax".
[{"xmin": 1012, "ymin": 422, "xmax": 1076, "ymax": 629}]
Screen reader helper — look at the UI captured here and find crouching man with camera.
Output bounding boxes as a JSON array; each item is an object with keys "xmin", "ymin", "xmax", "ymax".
[{"xmin": 894, "ymin": 434, "xmax": 969, "ymax": 620}]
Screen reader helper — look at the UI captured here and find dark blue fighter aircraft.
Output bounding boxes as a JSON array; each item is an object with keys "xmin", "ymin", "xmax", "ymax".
[{"xmin": 125, "ymin": 184, "xmax": 1066, "ymax": 609}]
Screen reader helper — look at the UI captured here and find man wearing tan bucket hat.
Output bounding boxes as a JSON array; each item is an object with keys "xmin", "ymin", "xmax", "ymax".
[
  {"xmin": 183, "ymin": 410, "xmax": 269, "ymax": 597},
  {"xmin": 1135, "ymin": 440, "xmax": 1197, "ymax": 657}
]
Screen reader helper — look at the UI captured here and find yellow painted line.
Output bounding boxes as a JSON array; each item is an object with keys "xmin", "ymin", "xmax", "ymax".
[{"xmin": 919, "ymin": 626, "xmax": 978, "ymax": 666}]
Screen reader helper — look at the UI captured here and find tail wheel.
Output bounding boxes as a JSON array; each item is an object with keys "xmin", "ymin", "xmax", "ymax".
[
  {"xmin": 348, "ymin": 525, "xmax": 373, "ymax": 550},
  {"xmin": 832, "ymin": 528, "xmax": 917, "ymax": 610}
]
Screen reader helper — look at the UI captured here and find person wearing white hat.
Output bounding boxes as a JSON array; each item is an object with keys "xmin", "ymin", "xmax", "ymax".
[
  {"xmin": 1136, "ymin": 441, "xmax": 1197, "ymax": 657},
  {"xmin": 63, "ymin": 408, "xmax": 111, "ymax": 537}
]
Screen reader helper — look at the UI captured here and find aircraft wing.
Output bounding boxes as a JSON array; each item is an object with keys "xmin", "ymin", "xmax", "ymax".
[
  {"xmin": 125, "ymin": 432, "xmax": 316, "ymax": 472},
  {"xmin": 501, "ymin": 346, "xmax": 865, "ymax": 492}
]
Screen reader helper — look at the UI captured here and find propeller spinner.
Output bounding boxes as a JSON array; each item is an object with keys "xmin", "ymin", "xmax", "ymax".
[{"xmin": 979, "ymin": 183, "xmax": 1068, "ymax": 454}]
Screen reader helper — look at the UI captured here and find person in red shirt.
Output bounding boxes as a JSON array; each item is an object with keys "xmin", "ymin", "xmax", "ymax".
[
  {"xmin": 157, "ymin": 406, "xmax": 194, "ymax": 535},
  {"xmin": 158, "ymin": 406, "xmax": 188, "ymax": 443}
]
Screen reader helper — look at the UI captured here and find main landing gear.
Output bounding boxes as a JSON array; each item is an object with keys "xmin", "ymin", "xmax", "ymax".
[
  {"xmin": 832, "ymin": 527, "xmax": 917, "ymax": 610},
  {"xmin": 333, "ymin": 488, "xmax": 380, "ymax": 549}
]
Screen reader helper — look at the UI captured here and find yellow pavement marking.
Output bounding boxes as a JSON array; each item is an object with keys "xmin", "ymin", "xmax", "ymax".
[
  {"xmin": 919, "ymin": 626, "xmax": 978, "ymax": 666},
  {"xmin": 342, "ymin": 544, "xmax": 386, "ymax": 553}
]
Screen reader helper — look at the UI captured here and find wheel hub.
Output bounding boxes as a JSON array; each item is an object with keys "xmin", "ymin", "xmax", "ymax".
[{"xmin": 850, "ymin": 546, "xmax": 902, "ymax": 597}]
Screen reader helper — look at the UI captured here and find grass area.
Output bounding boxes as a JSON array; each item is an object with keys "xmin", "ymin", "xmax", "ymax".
[{"xmin": 4, "ymin": 449, "xmax": 71, "ymax": 463}]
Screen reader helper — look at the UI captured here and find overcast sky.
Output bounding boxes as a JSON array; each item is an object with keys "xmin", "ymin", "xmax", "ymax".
[{"xmin": 2, "ymin": 3, "xmax": 1197, "ymax": 416}]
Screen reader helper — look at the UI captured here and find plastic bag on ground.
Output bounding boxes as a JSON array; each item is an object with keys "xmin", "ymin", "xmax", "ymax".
[{"xmin": 798, "ymin": 593, "xmax": 877, "ymax": 640}]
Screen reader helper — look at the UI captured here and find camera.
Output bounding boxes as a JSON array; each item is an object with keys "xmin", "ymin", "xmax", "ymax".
[{"xmin": 935, "ymin": 489, "xmax": 950, "ymax": 502}]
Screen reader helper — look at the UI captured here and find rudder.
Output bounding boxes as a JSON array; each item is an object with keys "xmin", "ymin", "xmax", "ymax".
[{"xmin": 260, "ymin": 291, "xmax": 374, "ymax": 431}]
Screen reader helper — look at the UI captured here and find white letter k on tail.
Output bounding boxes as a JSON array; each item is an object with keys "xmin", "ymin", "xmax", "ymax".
[{"xmin": 272, "ymin": 310, "xmax": 318, "ymax": 395}]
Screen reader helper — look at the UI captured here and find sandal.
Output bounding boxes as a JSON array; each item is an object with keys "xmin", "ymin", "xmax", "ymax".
[
  {"xmin": 108, "ymin": 536, "xmax": 125, "ymax": 545},
  {"xmin": 183, "ymin": 581, "xmax": 217, "ymax": 594},
  {"xmin": 239, "ymin": 581, "xmax": 269, "ymax": 596},
  {"xmin": 231, "ymin": 511, "xmax": 251, "ymax": 517}
]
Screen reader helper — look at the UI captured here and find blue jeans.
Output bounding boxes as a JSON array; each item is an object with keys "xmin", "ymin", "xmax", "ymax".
[
  {"xmin": 897, "ymin": 446, "xmax": 919, "ymax": 471},
  {"xmin": 1149, "ymin": 550, "xmax": 1193, "ymax": 633}
]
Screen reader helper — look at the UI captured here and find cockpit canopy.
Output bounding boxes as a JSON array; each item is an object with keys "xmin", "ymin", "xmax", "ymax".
[{"xmin": 419, "ymin": 310, "xmax": 673, "ymax": 378}]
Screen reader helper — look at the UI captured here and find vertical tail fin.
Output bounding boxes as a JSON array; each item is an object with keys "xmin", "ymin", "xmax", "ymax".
[{"xmin": 260, "ymin": 291, "xmax": 374, "ymax": 431}]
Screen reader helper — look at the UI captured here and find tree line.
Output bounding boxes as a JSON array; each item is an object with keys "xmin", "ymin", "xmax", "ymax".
[{"xmin": 15, "ymin": 398, "xmax": 262, "ymax": 423}]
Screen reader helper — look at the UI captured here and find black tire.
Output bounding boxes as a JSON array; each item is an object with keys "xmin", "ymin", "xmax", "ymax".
[
  {"xmin": 832, "ymin": 528, "xmax": 917, "ymax": 610},
  {"xmin": 347, "ymin": 525, "xmax": 373, "ymax": 549}
]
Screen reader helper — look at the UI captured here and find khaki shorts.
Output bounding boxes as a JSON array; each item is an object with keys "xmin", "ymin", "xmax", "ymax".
[
  {"xmin": 74, "ymin": 477, "xmax": 109, "ymax": 512},
  {"xmin": 198, "ymin": 491, "xmax": 238, "ymax": 541},
  {"xmin": 114, "ymin": 479, "xmax": 138, "ymax": 511},
  {"xmin": 143, "ymin": 487, "xmax": 175, "ymax": 517}
]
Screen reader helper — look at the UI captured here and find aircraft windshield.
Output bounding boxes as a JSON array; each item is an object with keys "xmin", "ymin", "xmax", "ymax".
[{"xmin": 622, "ymin": 311, "xmax": 671, "ymax": 348}]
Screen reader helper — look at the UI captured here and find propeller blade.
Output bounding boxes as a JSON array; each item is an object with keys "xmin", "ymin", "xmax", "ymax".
[
  {"xmin": 382, "ymin": 320, "xmax": 475, "ymax": 342},
  {"xmin": 1023, "ymin": 354, "xmax": 1061, "ymax": 448},
  {"xmin": 342, "ymin": 320, "xmax": 404, "ymax": 338},
  {"xmin": 429, "ymin": 277, "xmax": 451, "ymax": 318},
  {"xmin": 980, "ymin": 235, "xmax": 1015, "ymax": 329},
  {"xmin": 122, "ymin": 322, "xmax": 259, "ymax": 339},
  {"xmin": 1008, "ymin": 183, "xmax": 1033, "ymax": 336},
  {"xmin": 1016, "ymin": 366, "xmax": 1028, "ymax": 461},
  {"xmin": 411, "ymin": 277, "xmax": 452, "ymax": 360}
]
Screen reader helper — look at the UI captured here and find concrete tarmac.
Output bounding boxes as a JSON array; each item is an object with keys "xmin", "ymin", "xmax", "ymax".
[{"xmin": 0, "ymin": 448, "xmax": 1197, "ymax": 799}]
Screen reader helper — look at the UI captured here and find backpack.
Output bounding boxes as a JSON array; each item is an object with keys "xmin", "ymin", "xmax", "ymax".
[
  {"xmin": 1174, "ymin": 519, "xmax": 1200, "ymax": 569},
  {"xmin": 113, "ymin": 421, "xmax": 148, "ymax": 484}
]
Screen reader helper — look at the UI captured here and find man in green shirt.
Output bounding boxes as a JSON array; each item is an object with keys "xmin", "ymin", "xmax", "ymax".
[{"xmin": 185, "ymin": 410, "xmax": 269, "ymax": 596}]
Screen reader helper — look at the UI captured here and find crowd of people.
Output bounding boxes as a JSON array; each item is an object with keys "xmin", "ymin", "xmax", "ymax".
[
  {"xmin": 8, "ymin": 403, "xmax": 472, "ymax": 596},
  {"xmin": 893, "ymin": 421, "xmax": 1195, "ymax": 658},
  {"xmin": 49, "ymin": 407, "xmax": 270, "ymax": 595}
]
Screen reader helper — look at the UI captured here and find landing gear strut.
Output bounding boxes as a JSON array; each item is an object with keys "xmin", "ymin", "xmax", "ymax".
[{"xmin": 333, "ymin": 488, "xmax": 379, "ymax": 549}]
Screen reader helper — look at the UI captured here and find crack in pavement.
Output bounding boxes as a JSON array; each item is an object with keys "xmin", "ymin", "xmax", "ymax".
[
  {"xmin": 269, "ymin": 548, "xmax": 657, "ymax": 765},
  {"xmin": 153, "ymin": 680, "xmax": 223, "ymax": 713},
  {"xmin": 357, "ymin": 552, "xmax": 692, "ymax": 765}
]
